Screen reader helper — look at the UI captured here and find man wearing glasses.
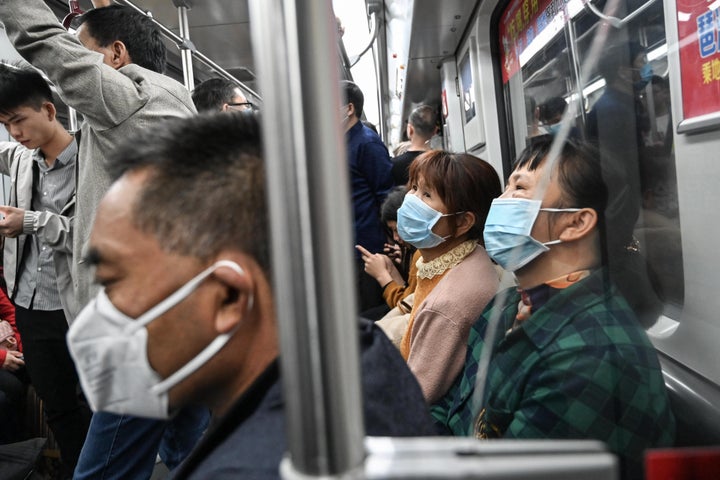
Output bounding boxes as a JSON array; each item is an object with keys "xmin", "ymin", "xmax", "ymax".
[{"xmin": 192, "ymin": 77, "xmax": 254, "ymax": 113}]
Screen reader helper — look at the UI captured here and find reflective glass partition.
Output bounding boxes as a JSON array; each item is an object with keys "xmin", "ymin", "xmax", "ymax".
[{"xmin": 497, "ymin": 0, "xmax": 684, "ymax": 320}]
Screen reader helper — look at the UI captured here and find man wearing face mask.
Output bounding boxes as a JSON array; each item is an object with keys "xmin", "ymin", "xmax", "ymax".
[
  {"xmin": 67, "ymin": 112, "xmax": 436, "ymax": 479},
  {"xmin": 431, "ymin": 137, "xmax": 674, "ymax": 480}
]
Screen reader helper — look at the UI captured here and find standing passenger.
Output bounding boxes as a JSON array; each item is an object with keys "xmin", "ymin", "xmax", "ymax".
[
  {"xmin": 390, "ymin": 105, "xmax": 437, "ymax": 186},
  {"xmin": 432, "ymin": 137, "xmax": 674, "ymax": 479},
  {"xmin": 340, "ymin": 81, "xmax": 394, "ymax": 313},
  {"xmin": 0, "ymin": 1, "xmax": 209, "ymax": 478},
  {"xmin": 0, "ymin": 63, "xmax": 91, "ymax": 476}
]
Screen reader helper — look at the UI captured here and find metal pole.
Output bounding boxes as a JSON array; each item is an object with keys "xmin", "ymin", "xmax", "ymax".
[
  {"xmin": 248, "ymin": 0, "xmax": 365, "ymax": 477},
  {"xmin": 111, "ymin": 0, "xmax": 260, "ymax": 101},
  {"xmin": 176, "ymin": 4, "xmax": 194, "ymax": 90}
]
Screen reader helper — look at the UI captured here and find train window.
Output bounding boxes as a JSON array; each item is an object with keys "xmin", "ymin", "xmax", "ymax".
[{"xmin": 497, "ymin": 0, "xmax": 684, "ymax": 319}]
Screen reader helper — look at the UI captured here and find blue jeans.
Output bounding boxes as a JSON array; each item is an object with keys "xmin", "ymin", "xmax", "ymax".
[{"xmin": 73, "ymin": 406, "xmax": 210, "ymax": 480}]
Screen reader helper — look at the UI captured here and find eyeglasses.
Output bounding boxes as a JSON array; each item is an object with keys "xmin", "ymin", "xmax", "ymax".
[{"xmin": 227, "ymin": 102, "xmax": 255, "ymax": 111}]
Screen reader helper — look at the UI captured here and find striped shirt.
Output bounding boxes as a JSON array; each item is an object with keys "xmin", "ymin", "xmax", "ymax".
[{"xmin": 14, "ymin": 140, "xmax": 76, "ymax": 311}]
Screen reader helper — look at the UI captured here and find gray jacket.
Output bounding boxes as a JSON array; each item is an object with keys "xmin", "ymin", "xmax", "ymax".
[
  {"xmin": 0, "ymin": 142, "xmax": 79, "ymax": 322},
  {"xmin": 0, "ymin": 0, "xmax": 196, "ymax": 320}
]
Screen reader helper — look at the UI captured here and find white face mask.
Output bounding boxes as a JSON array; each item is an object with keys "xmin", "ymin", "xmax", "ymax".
[{"xmin": 67, "ymin": 260, "xmax": 251, "ymax": 419}]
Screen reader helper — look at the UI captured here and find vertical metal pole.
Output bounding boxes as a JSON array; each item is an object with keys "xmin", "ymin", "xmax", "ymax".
[
  {"xmin": 248, "ymin": 0, "xmax": 365, "ymax": 477},
  {"xmin": 565, "ymin": 19, "xmax": 587, "ymax": 135},
  {"xmin": 177, "ymin": 5, "xmax": 194, "ymax": 90}
]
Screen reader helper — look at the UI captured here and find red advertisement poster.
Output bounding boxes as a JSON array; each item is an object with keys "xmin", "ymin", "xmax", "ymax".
[
  {"xmin": 498, "ymin": 0, "xmax": 562, "ymax": 83},
  {"xmin": 677, "ymin": 0, "xmax": 720, "ymax": 119}
]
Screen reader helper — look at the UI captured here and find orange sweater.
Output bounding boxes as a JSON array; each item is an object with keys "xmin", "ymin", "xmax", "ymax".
[
  {"xmin": 399, "ymin": 241, "xmax": 499, "ymax": 403},
  {"xmin": 382, "ymin": 250, "xmax": 421, "ymax": 312}
]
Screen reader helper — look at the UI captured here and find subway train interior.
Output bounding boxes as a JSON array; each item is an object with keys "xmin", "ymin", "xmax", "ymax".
[{"xmin": 0, "ymin": 0, "xmax": 719, "ymax": 478}]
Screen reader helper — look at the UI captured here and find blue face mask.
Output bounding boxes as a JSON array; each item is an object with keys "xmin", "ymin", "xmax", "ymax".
[
  {"xmin": 546, "ymin": 123, "xmax": 562, "ymax": 136},
  {"xmin": 397, "ymin": 194, "xmax": 458, "ymax": 249},
  {"xmin": 483, "ymin": 198, "xmax": 580, "ymax": 272},
  {"xmin": 640, "ymin": 63, "xmax": 653, "ymax": 82}
]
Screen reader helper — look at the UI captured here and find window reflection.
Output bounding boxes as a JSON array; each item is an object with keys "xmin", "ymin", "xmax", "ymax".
[{"xmin": 501, "ymin": 0, "xmax": 684, "ymax": 322}]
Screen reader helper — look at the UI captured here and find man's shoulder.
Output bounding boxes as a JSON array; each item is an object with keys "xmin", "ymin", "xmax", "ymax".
[
  {"xmin": 121, "ymin": 65, "xmax": 195, "ymax": 111},
  {"xmin": 0, "ymin": 142, "xmax": 32, "ymax": 171},
  {"xmin": 393, "ymin": 150, "xmax": 424, "ymax": 163},
  {"xmin": 172, "ymin": 362, "xmax": 284, "ymax": 479},
  {"xmin": 358, "ymin": 318, "xmax": 437, "ymax": 436}
]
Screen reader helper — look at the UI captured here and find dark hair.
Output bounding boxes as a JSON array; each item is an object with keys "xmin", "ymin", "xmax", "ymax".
[
  {"xmin": 408, "ymin": 150, "xmax": 501, "ymax": 243},
  {"xmin": 538, "ymin": 97, "xmax": 566, "ymax": 124},
  {"xmin": 0, "ymin": 63, "xmax": 53, "ymax": 115},
  {"xmin": 380, "ymin": 186, "xmax": 407, "ymax": 223},
  {"xmin": 192, "ymin": 78, "xmax": 241, "ymax": 113},
  {"xmin": 515, "ymin": 136, "xmax": 608, "ymax": 223},
  {"xmin": 108, "ymin": 112, "xmax": 270, "ymax": 272},
  {"xmin": 408, "ymin": 105, "xmax": 436, "ymax": 138},
  {"xmin": 597, "ymin": 40, "xmax": 645, "ymax": 84},
  {"xmin": 78, "ymin": 5, "xmax": 167, "ymax": 73},
  {"xmin": 341, "ymin": 80, "xmax": 364, "ymax": 118}
]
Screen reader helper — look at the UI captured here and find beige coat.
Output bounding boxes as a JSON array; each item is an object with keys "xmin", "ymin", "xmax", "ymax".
[{"xmin": 0, "ymin": 142, "xmax": 78, "ymax": 321}]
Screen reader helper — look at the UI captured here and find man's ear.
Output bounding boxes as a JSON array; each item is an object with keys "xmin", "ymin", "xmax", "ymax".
[
  {"xmin": 211, "ymin": 256, "xmax": 255, "ymax": 334},
  {"xmin": 110, "ymin": 40, "xmax": 131, "ymax": 69},
  {"xmin": 42, "ymin": 101, "xmax": 57, "ymax": 122},
  {"xmin": 346, "ymin": 102, "xmax": 355, "ymax": 118},
  {"xmin": 454, "ymin": 211, "xmax": 476, "ymax": 237},
  {"xmin": 558, "ymin": 208, "xmax": 597, "ymax": 242}
]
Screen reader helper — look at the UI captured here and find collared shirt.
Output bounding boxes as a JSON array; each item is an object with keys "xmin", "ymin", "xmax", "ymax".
[
  {"xmin": 431, "ymin": 269, "xmax": 674, "ymax": 479},
  {"xmin": 346, "ymin": 121, "xmax": 393, "ymax": 257},
  {"xmin": 14, "ymin": 140, "xmax": 76, "ymax": 311}
]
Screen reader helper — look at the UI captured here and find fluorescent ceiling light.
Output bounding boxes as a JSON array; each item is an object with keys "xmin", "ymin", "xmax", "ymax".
[
  {"xmin": 565, "ymin": 78, "xmax": 606, "ymax": 103},
  {"xmin": 519, "ymin": 13, "xmax": 565, "ymax": 66},
  {"xmin": 647, "ymin": 43, "xmax": 667, "ymax": 61},
  {"xmin": 567, "ymin": 0, "xmax": 585, "ymax": 19}
]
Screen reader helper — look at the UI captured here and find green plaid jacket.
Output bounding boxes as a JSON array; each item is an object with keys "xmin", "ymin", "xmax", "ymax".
[{"xmin": 431, "ymin": 269, "xmax": 674, "ymax": 478}]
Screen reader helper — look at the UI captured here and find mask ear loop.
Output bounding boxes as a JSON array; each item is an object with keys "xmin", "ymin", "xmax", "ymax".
[
  {"xmin": 538, "ymin": 207, "xmax": 583, "ymax": 245},
  {"xmin": 149, "ymin": 261, "xmax": 254, "ymax": 395}
]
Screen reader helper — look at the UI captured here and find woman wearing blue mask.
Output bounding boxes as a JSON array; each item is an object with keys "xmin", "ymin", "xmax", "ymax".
[{"xmin": 391, "ymin": 150, "xmax": 501, "ymax": 403}]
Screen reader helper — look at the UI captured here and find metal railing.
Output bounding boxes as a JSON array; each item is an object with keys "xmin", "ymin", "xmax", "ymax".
[{"xmin": 112, "ymin": 0, "xmax": 261, "ymax": 102}]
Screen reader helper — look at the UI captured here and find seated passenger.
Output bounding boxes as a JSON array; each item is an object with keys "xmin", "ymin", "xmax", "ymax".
[
  {"xmin": 66, "ymin": 112, "xmax": 436, "ymax": 479},
  {"xmin": 389, "ymin": 150, "xmax": 501, "ymax": 403},
  {"xmin": 357, "ymin": 186, "xmax": 419, "ymax": 320},
  {"xmin": 431, "ymin": 137, "xmax": 674, "ymax": 479}
]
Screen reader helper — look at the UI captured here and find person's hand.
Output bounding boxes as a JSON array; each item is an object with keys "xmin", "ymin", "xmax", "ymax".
[
  {"xmin": 0, "ymin": 206, "xmax": 26, "ymax": 238},
  {"xmin": 2, "ymin": 351, "xmax": 24, "ymax": 371},
  {"xmin": 383, "ymin": 243, "xmax": 403, "ymax": 264},
  {"xmin": 356, "ymin": 245, "xmax": 396, "ymax": 287}
]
